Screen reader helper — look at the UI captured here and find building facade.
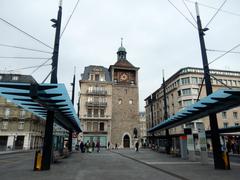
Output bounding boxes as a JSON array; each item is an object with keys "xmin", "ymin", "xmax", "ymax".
[
  {"xmin": 79, "ymin": 66, "xmax": 112, "ymax": 147},
  {"xmin": 145, "ymin": 67, "xmax": 240, "ymax": 148},
  {"xmin": 0, "ymin": 74, "xmax": 45, "ymax": 151},
  {"xmin": 79, "ymin": 44, "xmax": 140, "ymax": 148}
]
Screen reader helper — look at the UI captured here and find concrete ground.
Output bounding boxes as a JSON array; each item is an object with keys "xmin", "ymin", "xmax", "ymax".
[{"xmin": 0, "ymin": 148, "xmax": 239, "ymax": 180}]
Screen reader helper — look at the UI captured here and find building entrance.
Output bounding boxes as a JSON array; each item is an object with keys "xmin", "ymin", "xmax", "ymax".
[{"xmin": 123, "ymin": 135, "xmax": 130, "ymax": 148}]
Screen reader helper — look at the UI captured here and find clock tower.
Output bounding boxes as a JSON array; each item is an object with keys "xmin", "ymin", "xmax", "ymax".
[{"xmin": 109, "ymin": 41, "xmax": 140, "ymax": 148}]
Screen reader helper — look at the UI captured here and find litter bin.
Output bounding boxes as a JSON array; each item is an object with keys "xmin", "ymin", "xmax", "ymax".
[
  {"xmin": 222, "ymin": 151, "xmax": 230, "ymax": 170},
  {"xmin": 34, "ymin": 150, "xmax": 42, "ymax": 171}
]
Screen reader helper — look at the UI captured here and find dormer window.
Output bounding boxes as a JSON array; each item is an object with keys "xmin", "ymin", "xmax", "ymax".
[{"xmin": 12, "ymin": 75, "xmax": 19, "ymax": 81}]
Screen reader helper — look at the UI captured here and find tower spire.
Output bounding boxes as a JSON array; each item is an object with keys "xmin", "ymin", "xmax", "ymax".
[{"xmin": 121, "ymin": 37, "xmax": 123, "ymax": 47}]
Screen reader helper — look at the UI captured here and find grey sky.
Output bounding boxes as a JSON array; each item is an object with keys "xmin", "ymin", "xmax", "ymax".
[{"xmin": 0, "ymin": 0, "xmax": 240, "ymax": 111}]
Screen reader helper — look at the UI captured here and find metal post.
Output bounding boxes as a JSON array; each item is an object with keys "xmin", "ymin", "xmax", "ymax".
[
  {"xmin": 68, "ymin": 69, "xmax": 76, "ymax": 152},
  {"xmin": 163, "ymin": 71, "xmax": 171, "ymax": 154},
  {"xmin": 41, "ymin": 2, "xmax": 62, "ymax": 170},
  {"xmin": 195, "ymin": 2, "xmax": 225, "ymax": 169}
]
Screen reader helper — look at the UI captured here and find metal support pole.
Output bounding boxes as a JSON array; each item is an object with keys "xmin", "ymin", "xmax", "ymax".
[
  {"xmin": 41, "ymin": 110, "xmax": 55, "ymax": 170},
  {"xmin": 41, "ymin": 2, "xmax": 62, "ymax": 170},
  {"xmin": 163, "ymin": 72, "xmax": 171, "ymax": 154},
  {"xmin": 195, "ymin": 2, "xmax": 225, "ymax": 169},
  {"xmin": 68, "ymin": 130, "xmax": 73, "ymax": 152}
]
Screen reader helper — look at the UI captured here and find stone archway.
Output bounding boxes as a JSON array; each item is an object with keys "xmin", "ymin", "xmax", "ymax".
[{"xmin": 123, "ymin": 134, "xmax": 130, "ymax": 148}]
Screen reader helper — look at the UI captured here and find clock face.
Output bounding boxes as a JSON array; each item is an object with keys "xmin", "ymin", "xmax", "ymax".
[{"xmin": 120, "ymin": 73, "xmax": 128, "ymax": 81}]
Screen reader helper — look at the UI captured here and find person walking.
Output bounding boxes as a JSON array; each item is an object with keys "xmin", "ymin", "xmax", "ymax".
[
  {"xmin": 108, "ymin": 141, "xmax": 110, "ymax": 150},
  {"xmin": 96, "ymin": 141, "xmax": 100, "ymax": 153},
  {"xmin": 135, "ymin": 141, "xmax": 139, "ymax": 152}
]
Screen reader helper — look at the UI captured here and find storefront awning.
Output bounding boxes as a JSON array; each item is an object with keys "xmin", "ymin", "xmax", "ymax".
[
  {"xmin": 0, "ymin": 82, "xmax": 81, "ymax": 132},
  {"xmin": 148, "ymin": 88, "xmax": 240, "ymax": 133}
]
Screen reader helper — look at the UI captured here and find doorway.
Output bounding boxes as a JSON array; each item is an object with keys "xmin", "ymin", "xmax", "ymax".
[{"xmin": 123, "ymin": 135, "xmax": 130, "ymax": 148}]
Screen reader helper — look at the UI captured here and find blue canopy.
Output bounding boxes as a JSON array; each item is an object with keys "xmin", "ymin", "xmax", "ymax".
[
  {"xmin": 0, "ymin": 82, "xmax": 81, "ymax": 132},
  {"xmin": 148, "ymin": 88, "xmax": 240, "ymax": 133}
]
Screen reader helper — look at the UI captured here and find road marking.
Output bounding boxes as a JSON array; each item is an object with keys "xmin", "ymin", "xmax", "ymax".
[{"xmin": 144, "ymin": 161, "xmax": 201, "ymax": 165}]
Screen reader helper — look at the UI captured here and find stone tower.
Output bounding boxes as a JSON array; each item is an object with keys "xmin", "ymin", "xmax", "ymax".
[{"xmin": 109, "ymin": 42, "xmax": 140, "ymax": 148}]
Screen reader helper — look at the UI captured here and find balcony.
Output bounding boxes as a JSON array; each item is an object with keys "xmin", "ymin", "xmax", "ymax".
[
  {"xmin": 86, "ymin": 90, "xmax": 107, "ymax": 96},
  {"xmin": 86, "ymin": 101, "xmax": 107, "ymax": 107}
]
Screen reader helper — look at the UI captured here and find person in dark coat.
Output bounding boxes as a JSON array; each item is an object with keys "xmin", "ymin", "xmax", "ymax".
[{"xmin": 135, "ymin": 141, "xmax": 139, "ymax": 152}]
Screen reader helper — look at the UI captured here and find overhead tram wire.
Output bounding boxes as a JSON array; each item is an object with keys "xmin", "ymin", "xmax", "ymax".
[
  {"xmin": 182, "ymin": 0, "xmax": 197, "ymax": 23},
  {"xmin": 167, "ymin": 0, "xmax": 197, "ymax": 29},
  {"xmin": 0, "ymin": 17, "xmax": 53, "ymax": 50},
  {"xmin": 7, "ymin": 64, "xmax": 51, "ymax": 72},
  {"xmin": 0, "ymin": 56, "xmax": 51, "ymax": 60},
  {"xmin": 208, "ymin": 43, "xmax": 240, "ymax": 65},
  {"xmin": 0, "ymin": 44, "xmax": 52, "ymax": 54},
  {"xmin": 184, "ymin": 0, "xmax": 240, "ymax": 17},
  {"xmin": 207, "ymin": 49, "xmax": 240, "ymax": 54},
  {"xmin": 60, "ymin": 0, "xmax": 80, "ymax": 38},
  {"xmin": 205, "ymin": 0, "xmax": 228, "ymax": 28},
  {"xmin": 30, "ymin": 58, "xmax": 52, "ymax": 75}
]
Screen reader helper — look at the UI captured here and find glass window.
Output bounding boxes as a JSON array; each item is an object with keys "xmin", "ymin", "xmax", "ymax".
[
  {"xmin": 183, "ymin": 99, "xmax": 192, "ymax": 107},
  {"xmin": 90, "ymin": 74, "xmax": 94, "ymax": 80},
  {"xmin": 19, "ymin": 110, "xmax": 26, "ymax": 119},
  {"xmin": 181, "ymin": 77, "xmax": 190, "ymax": 85},
  {"xmin": 177, "ymin": 90, "xmax": 181, "ymax": 96},
  {"xmin": 12, "ymin": 76, "xmax": 19, "ymax": 81},
  {"xmin": 87, "ymin": 109, "xmax": 92, "ymax": 117},
  {"xmin": 233, "ymin": 112, "xmax": 238, "ymax": 120},
  {"xmin": 2, "ymin": 120, "xmax": 8, "ymax": 129},
  {"xmin": 0, "ymin": 75, "xmax": 2, "ymax": 80},
  {"xmin": 182, "ymin": 88, "xmax": 191, "ymax": 95},
  {"xmin": 100, "ymin": 122, "xmax": 104, "ymax": 131},
  {"xmin": 100, "ymin": 109, "xmax": 104, "ymax": 117},
  {"xmin": 192, "ymin": 88, "xmax": 199, "ymax": 95},
  {"xmin": 95, "ymin": 74, "xmax": 99, "ymax": 81},
  {"xmin": 222, "ymin": 112, "xmax": 227, "ymax": 119},
  {"xmin": 87, "ymin": 122, "xmax": 92, "ymax": 131},
  {"xmin": 223, "ymin": 122, "xmax": 228, "ymax": 128},
  {"xmin": 94, "ymin": 109, "xmax": 98, "ymax": 117},
  {"xmin": 18, "ymin": 121, "xmax": 24, "ymax": 130},
  {"xmin": 4, "ymin": 108, "xmax": 10, "ymax": 119},
  {"xmin": 93, "ymin": 122, "xmax": 98, "ymax": 132},
  {"xmin": 192, "ymin": 77, "xmax": 198, "ymax": 84}
]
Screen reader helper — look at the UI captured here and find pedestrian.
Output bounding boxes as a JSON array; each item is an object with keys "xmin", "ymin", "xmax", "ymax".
[
  {"xmin": 135, "ymin": 141, "xmax": 139, "ymax": 152},
  {"xmin": 96, "ymin": 141, "xmax": 100, "ymax": 153},
  {"xmin": 108, "ymin": 141, "xmax": 110, "ymax": 150},
  {"xmin": 85, "ymin": 140, "xmax": 90, "ymax": 153},
  {"xmin": 115, "ymin": 143, "xmax": 118, "ymax": 149},
  {"xmin": 80, "ymin": 141, "xmax": 84, "ymax": 153},
  {"xmin": 92, "ymin": 141, "xmax": 95, "ymax": 152}
]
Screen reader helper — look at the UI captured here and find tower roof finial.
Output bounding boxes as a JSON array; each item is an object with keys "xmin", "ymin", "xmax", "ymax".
[{"xmin": 121, "ymin": 37, "xmax": 123, "ymax": 47}]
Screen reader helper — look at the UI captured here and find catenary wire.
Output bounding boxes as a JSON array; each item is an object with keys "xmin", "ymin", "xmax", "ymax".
[
  {"xmin": 0, "ymin": 56, "xmax": 50, "ymax": 60},
  {"xmin": 184, "ymin": 0, "xmax": 240, "ymax": 17},
  {"xmin": 7, "ymin": 64, "xmax": 51, "ymax": 72},
  {"xmin": 167, "ymin": 0, "xmax": 197, "ymax": 29},
  {"xmin": 30, "ymin": 58, "xmax": 52, "ymax": 75},
  {"xmin": 205, "ymin": 0, "xmax": 227, "ymax": 28},
  {"xmin": 208, "ymin": 43, "xmax": 240, "ymax": 65},
  {"xmin": 182, "ymin": 0, "xmax": 197, "ymax": 23},
  {"xmin": 207, "ymin": 49, "xmax": 240, "ymax": 54},
  {"xmin": 0, "ymin": 44, "xmax": 52, "ymax": 54},
  {"xmin": 0, "ymin": 17, "xmax": 53, "ymax": 49},
  {"xmin": 60, "ymin": 0, "xmax": 80, "ymax": 38}
]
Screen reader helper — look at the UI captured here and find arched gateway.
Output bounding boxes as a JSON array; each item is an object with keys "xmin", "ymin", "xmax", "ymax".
[{"xmin": 123, "ymin": 134, "xmax": 130, "ymax": 148}]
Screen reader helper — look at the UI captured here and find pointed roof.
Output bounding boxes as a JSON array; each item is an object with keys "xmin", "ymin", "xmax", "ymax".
[{"xmin": 113, "ymin": 59, "xmax": 135, "ymax": 68}]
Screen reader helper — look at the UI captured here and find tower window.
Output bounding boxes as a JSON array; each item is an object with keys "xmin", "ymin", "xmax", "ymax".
[
  {"xmin": 129, "ymin": 99, "xmax": 133, "ymax": 105},
  {"xmin": 118, "ymin": 99, "xmax": 122, "ymax": 104}
]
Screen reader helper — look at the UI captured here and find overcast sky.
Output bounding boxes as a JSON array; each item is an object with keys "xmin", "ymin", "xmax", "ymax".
[{"xmin": 0, "ymin": 0, "xmax": 240, "ymax": 111}]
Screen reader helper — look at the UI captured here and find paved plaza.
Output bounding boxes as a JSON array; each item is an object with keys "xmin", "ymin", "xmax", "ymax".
[{"xmin": 0, "ymin": 148, "xmax": 240, "ymax": 180}]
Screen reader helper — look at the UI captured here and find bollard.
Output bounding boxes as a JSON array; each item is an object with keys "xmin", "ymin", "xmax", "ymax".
[
  {"xmin": 34, "ymin": 150, "xmax": 42, "ymax": 171},
  {"xmin": 222, "ymin": 152, "xmax": 230, "ymax": 170}
]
